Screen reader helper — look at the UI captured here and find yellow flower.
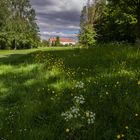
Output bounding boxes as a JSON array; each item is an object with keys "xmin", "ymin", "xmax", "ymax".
[
  {"xmin": 86, "ymin": 112, "xmax": 90, "ymax": 117},
  {"xmin": 135, "ymin": 113, "xmax": 138, "ymax": 117},
  {"xmin": 125, "ymin": 126, "xmax": 129, "ymax": 129},
  {"xmin": 116, "ymin": 81, "xmax": 119, "ymax": 85},
  {"xmin": 121, "ymin": 134, "xmax": 124, "ymax": 137},
  {"xmin": 66, "ymin": 128, "xmax": 70, "ymax": 133},
  {"xmin": 138, "ymin": 80, "xmax": 140, "ymax": 85},
  {"xmin": 106, "ymin": 92, "xmax": 109, "ymax": 95},
  {"xmin": 117, "ymin": 134, "xmax": 121, "ymax": 139}
]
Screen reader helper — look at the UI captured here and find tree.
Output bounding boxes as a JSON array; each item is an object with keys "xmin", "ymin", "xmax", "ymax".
[
  {"xmin": 0, "ymin": 0, "xmax": 39, "ymax": 49},
  {"xmin": 97, "ymin": 0, "xmax": 139, "ymax": 43},
  {"xmin": 0, "ymin": 0, "xmax": 10, "ymax": 28},
  {"xmin": 41, "ymin": 40, "xmax": 49, "ymax": 47},
  {"xmin": 107, "ymin": 0, "xmax": 140, "ymax": 40},
  {"xmin": 79, "ymin": 0, "xmax": 99, "ymax": 47},
  {"xmin": 55, "ymin": 36, "xmax": 61, "ymax": 46},
  {"xmin": 79, "ymin": 24, "xmax": 97, "ymax": 47},
  {"xmin": 79, "ymin": 0, "xmax": 139, "ymax": 44}
]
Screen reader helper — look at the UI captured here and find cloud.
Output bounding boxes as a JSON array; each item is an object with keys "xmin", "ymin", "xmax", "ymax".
[
  {"xmin": 42, "ymin": 31, "xmax": 77, "ymax": 37},
  {"xmin": 30, "ymin": 0, "xmax": 85, "ymax": 39}
]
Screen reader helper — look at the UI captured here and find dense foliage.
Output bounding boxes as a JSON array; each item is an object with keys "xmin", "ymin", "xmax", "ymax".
[
  {"xmin": 79, "ymin": 24, "xmax": 97, "ymax": 47},
  {"xmin": 55, "ymin": 36, "xmax": 61, "ymax": 46},
  {"xmin": 0, "ymin": 0, "xmax": 39, "ymax": 50},
  {"xmin": 79, "ymin": 0, "xmax": 140, "ymax": 45}
]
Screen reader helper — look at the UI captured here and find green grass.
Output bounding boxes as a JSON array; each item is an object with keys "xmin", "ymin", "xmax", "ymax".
[{"xmin": 0, "ymin": 45, "xmax": 140, "ymax": 140}]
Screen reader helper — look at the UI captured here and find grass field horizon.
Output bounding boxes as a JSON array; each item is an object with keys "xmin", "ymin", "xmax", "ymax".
[{"xmin": 0, "ymin": 45, "xmax": 140, "ymax": 140}]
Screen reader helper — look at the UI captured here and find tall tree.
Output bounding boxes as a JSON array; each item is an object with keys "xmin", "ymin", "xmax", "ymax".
[
  {"xmin": 55, "ymin": 36, "xmax": 60, "ymax": 46},
  {"xmin": 104, "ymin": 0, "xmax": 139, "ymax": 42},
  {"xmin": 80, "ymin": 0, "xmax": 139, "ymax": 43},
  {"xmin": 79, "ymin": 24, "xmax": 97, "ymax": 47},
  {"xmin": 0, "ymin": 0, "xmax": 39, "ymax": 49},
  {"xmin": 79, "ymin": 0, "xmax": 98, "ymax": 47}
]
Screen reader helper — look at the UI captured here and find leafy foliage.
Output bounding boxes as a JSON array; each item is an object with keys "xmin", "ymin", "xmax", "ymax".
[
  {"xmin": 79, "ymin": 24, "xmax": 97, "ymax": 47},
  {"xmin": 55, "ymin": 36, "xmax": 61, "ymax": 46},
  {"xmin": 0, "ymin": 0, "xmax": 39, "ymax": 50},
  {"xmin": 80, "ymin": 0, "xmax": 140, "ymax": 44}
]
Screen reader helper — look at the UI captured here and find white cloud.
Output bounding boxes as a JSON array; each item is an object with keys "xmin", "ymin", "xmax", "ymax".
[
  {"xmin": 30, "ymin": 0, "xmax": 85, "ymax": 39},
  {"xmin": 41, "ymin": 31, "xmax": 77, "ymax": 37}
]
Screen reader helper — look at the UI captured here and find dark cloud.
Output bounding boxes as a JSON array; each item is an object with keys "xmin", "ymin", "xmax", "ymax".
[{"xmin": 30, "ymin": 0, "xmax": 85, "ymax": 39}]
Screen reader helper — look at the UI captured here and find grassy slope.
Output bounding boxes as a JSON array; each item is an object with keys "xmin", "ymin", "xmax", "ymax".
[{"xmin": 0, "ymin": 46, "xmax": 140, "ymax": 140}]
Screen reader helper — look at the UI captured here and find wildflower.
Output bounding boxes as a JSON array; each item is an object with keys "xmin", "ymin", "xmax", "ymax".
[
  {"xmin": 138, "ymin": 80, "xmax": 140, "ymax": 85},
  {"xmin": 121, "ymin": 134, "xmax": 124, "ymax": 137},
  {"xmin": 66, "ymin": 128, "xmax": 70, "ymax": 133},
  {"xmin": 125, "ymin": 92, "xmax": 128, "ymax": 95},
  {"xmin": 135, "ymin": 113, "xmax": 138, "ymax": 117},
  {"xmin": 61, "ymin": 106, "xmax": 80, "ymax": 121},
  {"xmin": 117, "ymin": 134, "xmax": 121, "ymax": 139},
  {"xmin": 116, "ymin": 81, "xmax": 119, "ymax": 85},
  {"xmin": 73, "ymin": 95, "xmax": 85, "ymax": 104},
  {"xmin": 106, "ymin": 92, "xmax": 109, "ymax": 95},
  {"xmin": 85, "ymin": 112, "xmax": 90, "ymax": 117},
  {"xmin": 87, "ymin": 112, "xmax": 96, "ymax": 124},
  {"xmin": 75, "ymin": 81, "xmax": 84, "ymax": 89},
  {"xmin": 125, "ymin": 126, "xmax": 129, "ymax": 129}
]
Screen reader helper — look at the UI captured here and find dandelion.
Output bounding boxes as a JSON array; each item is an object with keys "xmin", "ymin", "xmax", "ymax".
[
  {"xmin": 135, "ymin": 113, "xmax": 138, "ymax": 117},
  {"xmin": 138, "ymin": 80, "xmax": 140, "ymax": 85},
  {"xmin": 85, "ymin": 112, "xmax": 90, "ymax": 117},
  {"xmin": 66, "ymin": 128, "xmax": 70, "ymax": 133},
  {"xmin": 88, "ymin": 80, "xmax": 91, "ymax": 83},
  {"xmin": 106, "ymin": 92, "xmax": 109, "ymax": 95},
  {"xmin": 125, "ymin": 126, "xmax": 129, "ymax": 129},
  {"xmin": 116, "ymin": 81, "xmax": 119, "ymax": 85},
  {"xmin": 117, "ymin": 134, "xmax": 121, "ymax": 139},
  {"xmin": 125, "ymin": 92, "xmax": 128, "ymax": 95},
  {"xmin": 121, "ymin": 134, "xmax": 124, "ymax": 137}
]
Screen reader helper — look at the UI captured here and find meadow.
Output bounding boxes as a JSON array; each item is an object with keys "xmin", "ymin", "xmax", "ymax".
[{"xmin": 0, "ymin": 45, "xmax": 140, "ymax": 140}]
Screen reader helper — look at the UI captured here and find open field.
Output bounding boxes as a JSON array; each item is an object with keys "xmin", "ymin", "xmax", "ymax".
[{"xmin": 0, "ymin": 46, "xmax": 140, "ymax": 140}]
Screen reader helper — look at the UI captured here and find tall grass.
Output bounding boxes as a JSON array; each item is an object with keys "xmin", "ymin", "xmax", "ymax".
[{"xmin": 0, "ymin": 45, "xmax": 140, "ymax": 140}]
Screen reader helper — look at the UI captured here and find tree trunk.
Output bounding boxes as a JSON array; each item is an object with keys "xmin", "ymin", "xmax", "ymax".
[{"xmin": 14, "ymin": 39, "xmax": 16, "ymax": 50}]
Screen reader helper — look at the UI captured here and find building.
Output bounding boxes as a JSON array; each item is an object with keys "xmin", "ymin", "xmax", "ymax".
[{"xmin": 49, "ymin": 37, "xmax": 77, "ymax": 46}]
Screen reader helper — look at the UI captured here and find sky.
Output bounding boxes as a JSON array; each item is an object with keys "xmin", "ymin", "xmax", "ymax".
[{"xmin": 30, "ymin": 0, "xmax": 86, "ymax": 40}]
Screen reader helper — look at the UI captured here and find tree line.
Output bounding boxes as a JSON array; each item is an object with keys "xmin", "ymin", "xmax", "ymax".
[
  {"xmin": 0, "ymin": 0, "xmax": 39, "ymax": 50},
  {"xmin": 79, "ymin": 0, "xmax": 140, "ymax": 47}
]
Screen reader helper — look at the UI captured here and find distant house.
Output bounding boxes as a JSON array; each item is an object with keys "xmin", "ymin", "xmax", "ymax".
[{"xmin": 49, "ymin": 37, "xmax": 77, "ymax": 46}]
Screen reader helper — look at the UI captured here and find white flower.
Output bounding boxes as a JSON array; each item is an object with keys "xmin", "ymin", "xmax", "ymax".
[
  {"xmin": 73, "ymin": 95, "xmax": 85, "ymax": 104},
  {"xmin": 75, "ymin": 81, "xmax": 84, "ymax": 89},
  {"xmin": 61, "ymin": 106, "xmax": 80, "ymax": 121},
  {"xmin": 61, "ymin": 95, "xmax": 96, "ymax": 126},
  {"xmin": 86, "ymin": 112, "xmax": 96, "ymax": 124}
]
